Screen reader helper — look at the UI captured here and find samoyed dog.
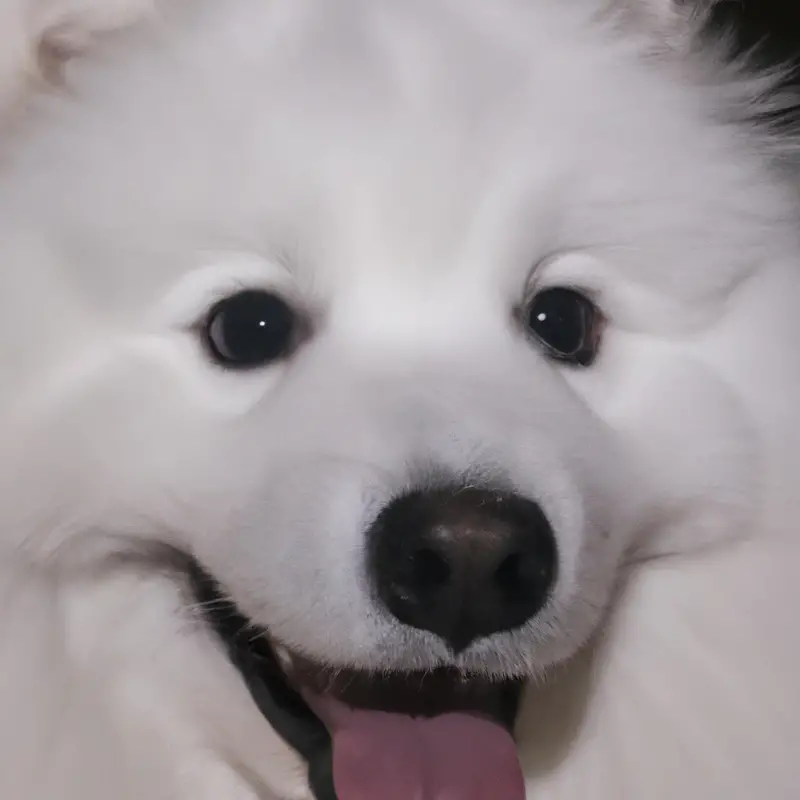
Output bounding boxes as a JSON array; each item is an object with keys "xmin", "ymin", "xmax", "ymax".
[{"xmin": 0, "ymin": 0, "xmax": 798, "ymax": 798}]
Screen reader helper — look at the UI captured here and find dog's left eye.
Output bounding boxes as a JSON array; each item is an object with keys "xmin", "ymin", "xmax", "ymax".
[
  {"xmin": 525, "ymin": 287, "xmax": 603, "ymax": 367},
  {"xmin": 204, "ymin": 289, "xmax": 297, "ymax": 368}
]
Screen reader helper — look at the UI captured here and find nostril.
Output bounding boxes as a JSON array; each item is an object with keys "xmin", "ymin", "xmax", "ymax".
[
  {"xmin": 494, "ymin": 552, "xmax": 524, "ymax": 592},
  {"xmin": 495, "ymin": 550, "xmax": 552, "ymax": 593},
  {"xmin": 408, "ymin": 548, "xmax": 451, "ymax": 591}
]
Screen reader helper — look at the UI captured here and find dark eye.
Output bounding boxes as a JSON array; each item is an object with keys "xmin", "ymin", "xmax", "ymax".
[
  {"xmin": 204, "ymin": 289, "xmax": 297, "ymax": 369},
  {"xmin": 525, "ymin": 287, "xmax": 603, "ymax": 367}
]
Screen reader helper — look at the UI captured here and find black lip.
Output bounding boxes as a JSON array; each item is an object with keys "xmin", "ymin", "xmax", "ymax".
[
  {"xmin": 290, "ymin": 653, "xmax": 525, "ymax": 728},
  {"xmin": 186, "ymin": 562, "xmax": 338, "ymax": 800},
  {"xmin": 187, "ymin": 560, "xmax": 525, "ymax": 800}
]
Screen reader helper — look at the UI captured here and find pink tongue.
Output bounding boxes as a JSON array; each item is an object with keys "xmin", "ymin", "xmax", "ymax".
[{"xmin": 305, "ymin": 695, "xmax": 525, "ymax": 800}]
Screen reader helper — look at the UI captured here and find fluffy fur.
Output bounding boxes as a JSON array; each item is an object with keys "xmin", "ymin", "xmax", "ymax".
[{"xmin": 0, "ymin": 0, "xmax": 798, "ymax": 797}]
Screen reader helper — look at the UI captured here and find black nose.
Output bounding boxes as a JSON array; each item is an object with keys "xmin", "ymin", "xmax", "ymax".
[{"xmin": 367, "ymin": 486, "xmax": 557, "ymax": 653}]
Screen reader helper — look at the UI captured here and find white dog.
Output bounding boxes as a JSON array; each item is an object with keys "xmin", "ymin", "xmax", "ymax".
[{"xmin": 0, "ymin": 1, "xmax": 798, "ymax": 798}]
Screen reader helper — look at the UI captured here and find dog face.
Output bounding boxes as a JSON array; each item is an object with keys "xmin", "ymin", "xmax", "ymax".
[{"xmin": 0, "ymin": 0, "xmax": 796, "ymax": 796}]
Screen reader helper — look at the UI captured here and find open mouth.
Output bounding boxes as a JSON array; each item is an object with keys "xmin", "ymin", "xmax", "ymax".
[{"xmin": 187, "ymin": 562, "xmax": 528, "ymax": 800}]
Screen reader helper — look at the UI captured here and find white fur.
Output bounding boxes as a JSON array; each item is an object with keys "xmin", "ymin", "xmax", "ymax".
[{"xmin": 0, "ymin": 0, "xmax": 798, "ymax": 797}]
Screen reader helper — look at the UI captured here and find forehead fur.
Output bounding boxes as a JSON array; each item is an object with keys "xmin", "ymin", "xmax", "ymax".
[{"xmin": 0, "ymin": 0, "xmax": 796, "ymax": 315}]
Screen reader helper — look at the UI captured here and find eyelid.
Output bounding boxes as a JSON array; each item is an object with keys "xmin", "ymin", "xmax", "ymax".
[
  {"xmin": 148, "ymin": 254, "xmax": 294, "ymax": 330},
  {"xmin": 524, "ymin": 280, "xmax": 602, "ymax": 309},
  {"xmin": 528, "ymin": 251, "xmax": 601, "ymax": 288}
]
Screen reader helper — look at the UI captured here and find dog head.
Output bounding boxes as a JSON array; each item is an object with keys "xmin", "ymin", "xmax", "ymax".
[{"xmin": 0, "ymin": 0, "xmax": 798, "ymax": 797}]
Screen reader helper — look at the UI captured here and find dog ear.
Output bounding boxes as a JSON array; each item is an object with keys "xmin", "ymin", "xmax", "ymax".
[
  {"xmin": 610, "ymin": 0, "xmax": 715, "ymax": 50},
  {"xmin": 0, "ymin": 0, "xmax": 157, "ymax": 119},
  {"xmin": 624, "ymin": 0, "xmax": 688, "ymax": 26}
]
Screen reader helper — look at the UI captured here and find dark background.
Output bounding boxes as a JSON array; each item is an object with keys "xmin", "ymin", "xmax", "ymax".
[{"xmin": 703, "ymin": 0, "xmax": 800, "ymax": 75}]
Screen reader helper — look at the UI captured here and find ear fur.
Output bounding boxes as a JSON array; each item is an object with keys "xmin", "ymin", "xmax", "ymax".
[
  {"xmin": 608, "ymin": 0, "xmax": 719, "ymax": 51},
  {"xmin": 0, "ymin": 0, "xmax": 157, "ymax": 118}
]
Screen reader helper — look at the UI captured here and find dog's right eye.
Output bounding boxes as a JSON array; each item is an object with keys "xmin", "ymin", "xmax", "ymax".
[{"xmin": 204, "ymin": 290, "xmax": 297, "ymax": 369}]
